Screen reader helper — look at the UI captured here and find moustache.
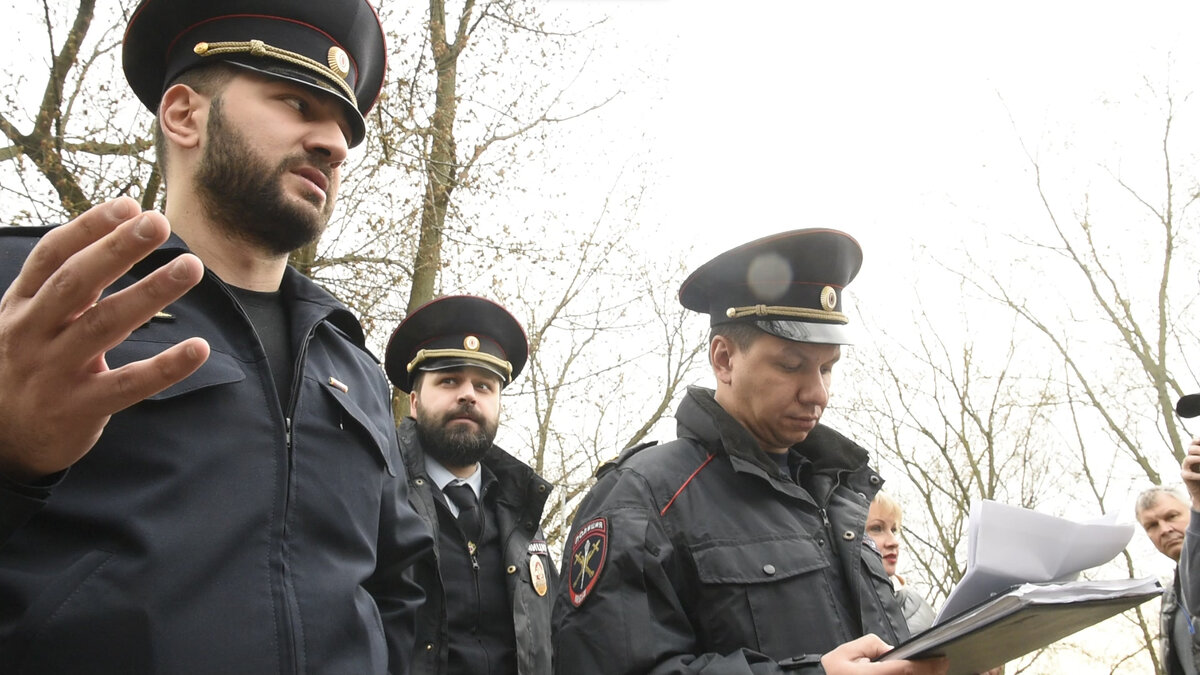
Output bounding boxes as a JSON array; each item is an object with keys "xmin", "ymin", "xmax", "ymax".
[
  {"xmin": 279, "ymin": 153, "xmax": 333, "ymax": 182},
  {"xmin": 443, "ymin": 404, "xmax": 485, "ymax": 427}
]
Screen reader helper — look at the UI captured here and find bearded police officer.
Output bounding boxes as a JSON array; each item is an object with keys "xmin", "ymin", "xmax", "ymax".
[
  {"xmin": 552, "ymin": 230, "xmax": 949, "ymax": 674},
  {"xmin": 386, "ymin": 296, "xmax": 555, "ymax": 675},
  {"xmin": 0, "ymin": 1, "xmax": 432, "ymax": 672}
]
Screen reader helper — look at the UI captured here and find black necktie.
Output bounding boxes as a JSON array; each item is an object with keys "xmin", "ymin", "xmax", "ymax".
[{"xmin": 444, "ymin": 483, "xmax": 482, "ymax": 544}]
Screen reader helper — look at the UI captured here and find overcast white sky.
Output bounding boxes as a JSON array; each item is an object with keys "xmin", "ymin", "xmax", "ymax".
[{"xmin": 549, "ymin": 0, "xmax": 1200, "ymax": 316}]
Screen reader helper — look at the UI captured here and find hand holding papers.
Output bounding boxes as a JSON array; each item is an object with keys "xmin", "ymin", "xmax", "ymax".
[{"xmin": 877, "ymin": 500, "xmax": 1161, "ymax": 675}]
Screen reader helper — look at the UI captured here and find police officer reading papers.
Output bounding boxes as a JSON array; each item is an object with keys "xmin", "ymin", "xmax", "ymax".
[
  {"xmin": 386, "ymin": 296, "xmax": 555, "ymax": 674},
  {"xmin": 0, "ymin": 0, "xmax": 431, "ymax": 672},
  {"xmin": 552, "ymin": 230, "xmax": 949, "ymax": 674}
]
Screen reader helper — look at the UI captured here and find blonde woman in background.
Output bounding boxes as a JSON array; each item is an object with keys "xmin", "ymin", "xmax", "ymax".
[{"xmin": 866, "ymin": 492, "xmax": 937, "ymax": 634}]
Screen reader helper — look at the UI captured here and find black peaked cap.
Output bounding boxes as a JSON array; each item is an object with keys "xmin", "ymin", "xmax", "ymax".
[
  {"xmin": 679, "ymin": 228, "xmax": 863, "ymax": 345},
  {"xmin": 123, "ymin": 0, "xmax": 386, "ymax": 147},
  {"xmin": 385, "ymin": 296, "xmax": 529, "ymax": 394}
]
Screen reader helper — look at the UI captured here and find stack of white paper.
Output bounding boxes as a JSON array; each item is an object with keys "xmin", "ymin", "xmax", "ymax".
[
  {"xmin": 936, "ymin": 500, "xmax": 1137, "ymax": 622},
  {"xmin": 878, "ymin": 501, "xmax": 1159, "ymax": 674}
]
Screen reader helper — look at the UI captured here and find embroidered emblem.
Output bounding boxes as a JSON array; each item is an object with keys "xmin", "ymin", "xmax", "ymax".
[
  {"xmin": 568, "ymin": 517, "xmax": 608, "ymax": 607},
  {"xmin": 527, "ymin": 539, "xmax": 549, "ymax": 556},
  {"xmin": 531, "ymin": 553, "xmax": 548, "ymax": 597}
]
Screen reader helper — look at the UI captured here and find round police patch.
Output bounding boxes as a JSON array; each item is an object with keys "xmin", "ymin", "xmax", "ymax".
[{"xmin": 568, "ymin": 517, "xmax": 608, "ymax": 607}]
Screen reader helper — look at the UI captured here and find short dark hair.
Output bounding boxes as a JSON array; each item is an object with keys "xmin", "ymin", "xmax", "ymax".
[
  {"xmin": 153, "ymin": 63, "xmax": 240, "ymax": 176},
  {"xmin": 410, "ymin": 370, "xmax": 427, "ymax": 393},
  {"xmin": 709, "ymin": 322, "xmax": 764, "ymax": 352},
  {"xmin": 707, "ymin": 322, "xmax": 765, "ymax": 367}
]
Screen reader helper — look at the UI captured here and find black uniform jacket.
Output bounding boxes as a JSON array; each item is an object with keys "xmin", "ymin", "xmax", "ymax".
[
  {"xmin": 552, "ymin": 386, "xmax": 907, "ymax": 674},
  {"xmin": 0, "ymin": 229, "xmax": 433, "ymax": 674},
  {"xmin": 399, "ymin": 417, "xmax": 555, "ymax": 674}
]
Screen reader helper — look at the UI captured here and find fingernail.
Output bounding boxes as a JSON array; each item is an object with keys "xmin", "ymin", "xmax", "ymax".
[
  {"xmin": 109, "ymin": 198, "xmax": 137, "ymax": 220},
  {"xmin": 168, "ymin": 256, "xmax": 190, "ymax": 280},
  {"xmin": 133, "ymin": 215, "xmax": 154, "ymax": 240}
]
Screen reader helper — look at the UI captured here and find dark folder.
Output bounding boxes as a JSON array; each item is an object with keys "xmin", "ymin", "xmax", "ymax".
[{"xmin": 875, "ymin": 578, "xmax": 1162, "ymax": 675}]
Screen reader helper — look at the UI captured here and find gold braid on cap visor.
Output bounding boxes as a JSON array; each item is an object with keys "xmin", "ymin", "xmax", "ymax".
[
  {"xmin": 724, "ymin": 304, "xmax": 848, "ymax": 324},
  {"xmin": 193, "ymin": 40, "xmax": 357, "ymax": 107},
  {"xmin": 406, "ymin": 349, "xmax": 513, "ymax": 381}
]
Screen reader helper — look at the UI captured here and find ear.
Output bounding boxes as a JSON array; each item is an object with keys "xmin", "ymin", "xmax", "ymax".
[
  {"xmin": 159, "ymin": 83, "xmax": 207, "ymax": 151},
  {"xmin": 710, "ymin": 336, "xmax": 735, "ymax": 386},
  {"xmin": 408, "ymin": 389, "xmax": 420, "ymax": 415}
]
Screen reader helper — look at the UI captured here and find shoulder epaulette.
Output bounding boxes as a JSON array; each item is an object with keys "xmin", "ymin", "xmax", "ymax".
[{"xmin": 595, "ymin": 440, "xmax": 658, "ymax": 479}]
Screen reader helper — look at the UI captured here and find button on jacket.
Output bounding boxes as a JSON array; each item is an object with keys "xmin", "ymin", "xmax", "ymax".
[
  {"xmin": 0, "ymin": 229, "xmax": 433, "ymax": 675},
  {"xmin": 399, "ymin": 417, "xmax": 555, "ymax": 674},
  {"xmin": 553, "ymin": 386, "xmax": 908, "ymax": 674}
]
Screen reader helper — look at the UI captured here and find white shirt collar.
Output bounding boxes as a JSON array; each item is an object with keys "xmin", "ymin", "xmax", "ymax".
[{"xmin": 424, "ymin": 457, "xmax": 482, "ymax": 516}]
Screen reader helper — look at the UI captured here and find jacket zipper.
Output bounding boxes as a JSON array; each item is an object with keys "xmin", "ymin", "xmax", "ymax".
[{"xmin": 220, "ymin": 277, "xmax": 321, "ymax": 675}]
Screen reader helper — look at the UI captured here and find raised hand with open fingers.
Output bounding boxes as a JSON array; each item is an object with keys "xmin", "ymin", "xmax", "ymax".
[{"xmin": 0, "ymin": 197, "xmax": 208, "ymax": 482}]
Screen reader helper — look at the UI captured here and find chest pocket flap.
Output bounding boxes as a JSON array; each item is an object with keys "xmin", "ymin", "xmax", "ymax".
[
  {"xmin": 107, "ymin": 342, "xmax": 246, "ymax": 400},
  {"xmin": 318, "ymin": 381, "xmax": 396, "ymax": 476},
  {"xmin": 694, "ymin": 536, "xmax": 829, "ymax": 584}
]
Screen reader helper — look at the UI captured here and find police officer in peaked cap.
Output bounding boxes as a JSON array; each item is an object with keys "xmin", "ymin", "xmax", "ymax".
[
  {"xmin": 553, "ymin": 230, "xmax": 954, "ymax": 674},
  {"xmin": 0, "ymin": 0, "xmax": 433, "ymax": 672},
  {"xmin": 386, "ymin": 296, "xmax": 555, "ymax": 675}
]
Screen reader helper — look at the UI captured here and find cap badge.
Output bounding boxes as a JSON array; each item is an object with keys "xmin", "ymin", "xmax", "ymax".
[
  {"xmin": 821, "ymin": 286, "xmax": 838, "ymax": 312},
  {"xmin": 464, "ymin": 335, "xmax": 481, "ymax": 351},
  {"xmin": 328, "ymin": 46, "xmax": 350, "ymax": 79}
]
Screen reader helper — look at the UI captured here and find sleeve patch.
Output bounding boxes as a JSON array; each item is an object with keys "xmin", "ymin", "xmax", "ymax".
[{"xmin": 568, "ymin": 516, "xmax": 608, "ymax": 607}]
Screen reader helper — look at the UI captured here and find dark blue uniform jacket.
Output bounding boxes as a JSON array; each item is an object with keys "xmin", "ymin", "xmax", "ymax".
[{"xmin": 0, "ymin": 229, "xmax": 433, "ymax": 674}]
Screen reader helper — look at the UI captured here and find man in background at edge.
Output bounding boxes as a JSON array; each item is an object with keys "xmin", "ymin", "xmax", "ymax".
[
  {"xmin": 1167, "ymin": 393, "xmax": 1200, "ymax": 675},
  {"xmin": 385, "ymin": 295, "xmax": 554, "ymax": 673},
  {"xmin": 0, "ymin": 0, "xmax": 432, "ymax": 672},
  {"xmin": 552, "ymin": 229, "xmax": 950, "ymax": 674}
]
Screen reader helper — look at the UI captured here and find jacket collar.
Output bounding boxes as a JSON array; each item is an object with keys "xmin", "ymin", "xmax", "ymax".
[
  {"xmin": 677, "ymin": 385, "xmax": 871, "ymax": 477},
  {"xmin": 398, "ymin": 417, "xmax": 552, "ymax": 516},
  {"xmin": 144, "ymin": 233, "xmax": 367, "ymax": 349}
]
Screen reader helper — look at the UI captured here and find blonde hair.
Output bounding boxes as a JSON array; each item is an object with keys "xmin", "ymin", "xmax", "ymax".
[{"xmin": 870, "ymin": 491, "xmax": 903, "ymax": 527}]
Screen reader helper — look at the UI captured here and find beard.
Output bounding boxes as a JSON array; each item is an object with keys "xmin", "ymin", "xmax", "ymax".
[
  {"xmin": 414, "ymin": 401, "xmax": 499, "ymax": 469},
  {"xmin": 195, "ymin": 97, "xmax": 335, "ymax": 256}
]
